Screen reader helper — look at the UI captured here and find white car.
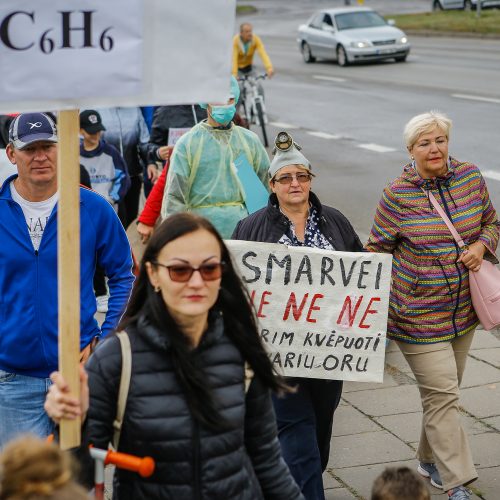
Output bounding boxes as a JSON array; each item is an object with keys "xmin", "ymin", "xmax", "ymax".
[
  {"xmin": 432, "ymin": 0, "xmax": 500, "ymax": 9},
  {"xmin": 297, "ymin": 7, "xmax": 410, "ymax": 67}
]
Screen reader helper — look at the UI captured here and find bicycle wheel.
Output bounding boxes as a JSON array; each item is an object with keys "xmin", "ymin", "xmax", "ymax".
[
  {"xmin": 243, "ymin": 100, "xmax": 251, "ymax": 130},
  {"xmin": 255, "ymin": 101, "xmax": 268, "ymax": 147}
]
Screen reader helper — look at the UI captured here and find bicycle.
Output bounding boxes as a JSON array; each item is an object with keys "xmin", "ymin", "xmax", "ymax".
[{"xmin": 238, "ymin": 73, "xmax": 269, "ymax": 147}]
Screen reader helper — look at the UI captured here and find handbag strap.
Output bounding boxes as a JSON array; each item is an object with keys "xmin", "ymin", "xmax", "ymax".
[
  {"xmin": 424, "ymin": 189, "xmax": 466, "ymax": 249},
  {"xmin": 112, "ymin": 330, "xmax": 132, "ymax": 450}
]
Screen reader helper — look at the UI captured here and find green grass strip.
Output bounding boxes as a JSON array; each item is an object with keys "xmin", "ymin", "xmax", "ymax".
[
  {"xmin": 386, "ymin": 10, "xmax": 500, "ymax": 35},
  {"xmin": 236, "ymin": 5, "xmax": 258, "ymax": 15}
]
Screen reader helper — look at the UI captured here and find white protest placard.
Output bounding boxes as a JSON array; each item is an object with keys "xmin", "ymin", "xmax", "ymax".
[
  {"xmin": 168, "ymin": 127, "xmax": 191, "ymax": 146},
  {"xmin": 0, "ymin": 0, "xmax": 143, "ymax": 101},
  {"xmin": 0, "ymin": 0, "xmax": 235, "ymax": 112},
  {"xmin": 227, "ymin": 241, "xmax": 393, "ymax": 383}
]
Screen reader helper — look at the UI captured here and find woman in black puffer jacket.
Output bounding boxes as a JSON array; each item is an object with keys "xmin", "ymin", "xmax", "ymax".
[{"xmin": 45, "ymin": 213, "xmax": 303, "ymax": 500}]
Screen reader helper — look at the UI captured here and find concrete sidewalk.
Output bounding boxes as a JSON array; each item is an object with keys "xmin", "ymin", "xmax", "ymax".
[{"xmin": 323, "ymin": 329, "xmax": 500, "ymax": 499}]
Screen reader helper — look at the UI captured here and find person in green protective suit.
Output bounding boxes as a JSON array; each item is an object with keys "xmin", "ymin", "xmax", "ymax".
[{"xmin": 160, "ymin": 77, "xmax": 270, "ymax": 239}]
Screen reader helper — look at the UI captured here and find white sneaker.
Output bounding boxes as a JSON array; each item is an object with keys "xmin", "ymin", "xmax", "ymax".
[{"xmin": 96, "ymin": 295, "xmax": 109, "ymax": 313}]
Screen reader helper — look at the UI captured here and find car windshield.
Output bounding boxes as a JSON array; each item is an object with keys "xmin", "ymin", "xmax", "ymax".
[{"xmin": 335, "ymin": 11, "xmax": 387, "ymax": 31}]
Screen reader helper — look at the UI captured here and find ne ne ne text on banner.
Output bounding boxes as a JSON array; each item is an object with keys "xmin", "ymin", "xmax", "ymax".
[{"xmin": 227, "ymin": 241, "xmax": 393, "ymax": 383}]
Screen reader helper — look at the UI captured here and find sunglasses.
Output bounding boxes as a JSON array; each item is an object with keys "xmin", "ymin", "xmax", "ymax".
[
  {"xmin": 152, "ymin": 261, "xmax": 225, "ymax": 282},
  {"xmin": 273, "ymin": 173, "xmax": 312, "ymax": 185}
]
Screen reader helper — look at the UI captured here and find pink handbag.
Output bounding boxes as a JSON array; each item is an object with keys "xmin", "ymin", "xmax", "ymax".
[{"xmin": 426, "ymin": 190, "xmax": 500, "ymax": 331}]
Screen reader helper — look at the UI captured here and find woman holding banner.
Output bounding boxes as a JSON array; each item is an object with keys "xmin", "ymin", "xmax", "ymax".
[
  {"xmin": 365, "ymin": 111, "xmax": 499, "ymax": 500},
  {"xmin": 45, "ymin": 213, "xmax": 303, "ymax": 499},
  {"xmin": 232, "ymin": 131, "xmax": 363, "ymax": 500}
]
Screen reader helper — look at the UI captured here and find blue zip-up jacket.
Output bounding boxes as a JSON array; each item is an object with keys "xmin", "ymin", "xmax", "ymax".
[{"xmin": 0, "ymin": 176, "xmax": 135, "ymax": 378}]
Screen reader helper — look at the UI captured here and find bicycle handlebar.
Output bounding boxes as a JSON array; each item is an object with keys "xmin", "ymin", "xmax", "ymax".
[
  {"xmin": 237, "ymin": 73, "xmax": 267, "ymax": 82},
  {"xmin": 106, "ymin": 450, "xmax": 155, "ymax": 477},
  {"xmin": 89, "ymin": 446, "xmax": 155, "ymax": 478}
]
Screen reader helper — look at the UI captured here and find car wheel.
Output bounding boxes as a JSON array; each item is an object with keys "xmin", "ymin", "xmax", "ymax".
[
  {"xmin": 432, "ymin": 0, "xmax": 443, "ymax": 11},
  {"xmin": 395, "ymin": 55, "xmax": 407, "ymax": 62},
  {"xmin": 464, "ymin": 0, "xmax": 474, "ymax": 10},
  {"xmin": 337, "ymin": 45, "xmax": 349, "ymax": 67},
  {"xmin": 302, "ymin": 42, "xmax": 315, "ymax": 63}
]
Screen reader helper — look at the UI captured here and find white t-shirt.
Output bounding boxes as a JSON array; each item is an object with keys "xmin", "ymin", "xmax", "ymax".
[{"xmin": 10, "ymin": 181, "xmax": 59, "ymax": 251}]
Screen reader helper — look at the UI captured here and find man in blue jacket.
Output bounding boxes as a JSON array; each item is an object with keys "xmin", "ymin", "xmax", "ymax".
[{"xmin": 0, "ymin": 112, "xmax": 134, "ymax": 448}]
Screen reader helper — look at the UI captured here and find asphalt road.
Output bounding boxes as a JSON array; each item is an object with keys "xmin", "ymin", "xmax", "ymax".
[{"xmin": 237, "ymin": 0, "xmax": 500, "ymax": 240}]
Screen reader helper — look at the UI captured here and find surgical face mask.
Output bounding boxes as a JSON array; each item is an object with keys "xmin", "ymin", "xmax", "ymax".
[{"xmin": 210, "ymin": 104, "xmax": 236, "ymax": 126}]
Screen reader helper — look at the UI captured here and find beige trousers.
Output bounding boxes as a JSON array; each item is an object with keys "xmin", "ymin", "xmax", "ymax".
[{"xmin": 396, "ymin": 333, "xmax": 478, "ymax": 491}]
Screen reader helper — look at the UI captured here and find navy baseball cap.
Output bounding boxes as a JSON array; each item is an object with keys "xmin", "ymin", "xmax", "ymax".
[
  {"xmin": 80, "ymin": 109, "xmax": 106, "ymax": 134},
  {"xmin": 8, "ymin": 112, "xmax": 58, "ymax": 150}
]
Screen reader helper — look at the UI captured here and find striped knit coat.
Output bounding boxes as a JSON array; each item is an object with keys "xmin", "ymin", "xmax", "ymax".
[{"xmin": 366, "ymin": 158, "xmax": 499, "ymax": 343}]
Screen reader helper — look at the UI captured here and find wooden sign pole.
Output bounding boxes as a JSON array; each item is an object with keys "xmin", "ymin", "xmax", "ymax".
[{"xmin": 57, "ymin": 109, "xmax": 81, "ymax": 449}]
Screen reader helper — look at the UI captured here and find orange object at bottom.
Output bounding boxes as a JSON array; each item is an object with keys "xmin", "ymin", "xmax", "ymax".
[{"xmin": 104, "ymin": 450, "xmax": 155, "ymax": 478}]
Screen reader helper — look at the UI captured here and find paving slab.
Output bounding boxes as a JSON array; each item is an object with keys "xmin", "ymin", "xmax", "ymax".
[
  {"xmin": 323, "ymin": 471, "xmax": 343, "ymax": 490},
  {"xmin": 461, "ymin": 357, "xmax": 500, "ymax": 388},
  {"xmin": 334, "ymin": 404, "xmax": 381, "ymax": 437},
  {"xmin": 324, "ymin": 487, "xmax": 357, "ymax": 500},
  {"xmin": 471, "ymin": 466, "xmax": 500, "ymax": 500},
  {"xmin": 331, "ymin": 431, "xmax": 414, "ymax": 469},
  {"xmin": 460, "ymin": 384, "xmax": 500, "ymax": 418},
  {"xmin": 469, "ymin": 348, "xmax": 500, "ymax": 369},
  {"xmin": 343, "ymin": 373, "xmax": 398, "ymax": 393},
  {"xmin": 468, "ymin": 432, "xmax": 500, "ymax": 469},
  {"xmin": 462, "ymin": 415, "xmax": 497, "ymax": 436},
  {"xmin": 469, "ymin": 331, "xmax": 500, "ymax": 350},
  {"xmin": 374, "ymin": 412, "xmax": 421, "ymax": 443},
  {"xmin": 342, "ymin": 385, "xmax": 422, "ymax": 417},
  {"xmin": 483, "ymin": 416, "xmax": 500, "ymax": 431}
]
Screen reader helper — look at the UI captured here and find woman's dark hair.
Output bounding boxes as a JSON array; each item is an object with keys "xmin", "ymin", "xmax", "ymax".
[{"xmin": 118, "ymin": 213, "xmax": 288, "ymax": 430}]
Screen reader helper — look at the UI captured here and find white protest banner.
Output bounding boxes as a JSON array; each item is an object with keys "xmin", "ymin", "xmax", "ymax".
[
  {"xmin": 227, "ymin": 241, "xmax": 393, "ymax": 383},
  {"xmin": 0, "ymin": 0, "xmax": 235, "ymax": 112},
  {"xmin": 0, "ymin": 0, "xmax": 143, "ymax": 101}
]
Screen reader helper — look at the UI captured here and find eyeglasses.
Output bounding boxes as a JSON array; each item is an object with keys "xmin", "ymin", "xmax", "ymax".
[
  {"xmin": 273, "ymin": 173, "xmax": 312, "ymax": 185},
  {"xmin": 152, "ymin": 261, "xmax": 225, "ymax": 282}
]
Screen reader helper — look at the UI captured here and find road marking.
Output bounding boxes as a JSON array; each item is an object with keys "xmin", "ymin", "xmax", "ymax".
[
  {"xmin": 307, "ymin": 131, "xmax": 341, "ymax": 140},
  {"xmin": 313, "ymin": 75, "xmax": 346, "ymax": 83},
  {"xmin": 358, "ymin": 143, "xmax": 396, "ymax": 153},
  {"xmin": 452, "ymin": 94, "xmax": 500, "ymax": 105},
  {"xmin": 482, "ymin": 170, "xmax": 500, "ymax": 182},
  {"xmin": 269, "ymin": 121, "xmax": 299, "ymax": 129}
]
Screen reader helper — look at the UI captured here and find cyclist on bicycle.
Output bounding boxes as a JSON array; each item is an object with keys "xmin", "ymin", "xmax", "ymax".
[{"xmin": 232, "ymin": 23, "xmax": 274, "ymax": 87}]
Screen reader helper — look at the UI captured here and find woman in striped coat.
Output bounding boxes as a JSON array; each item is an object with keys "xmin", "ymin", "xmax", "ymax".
[{"xmin": 366, "ymin": 111, "xmax": 499, "ymax": 500}]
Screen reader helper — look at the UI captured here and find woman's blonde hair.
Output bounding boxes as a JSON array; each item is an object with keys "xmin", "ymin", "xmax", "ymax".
[
  {"xmin": 403, "ymin": 111, "xmax": 452, "ymax": 149},
  {"xmin": 0, "ymin": 436, "xmax": 88, "ymax": 500}
]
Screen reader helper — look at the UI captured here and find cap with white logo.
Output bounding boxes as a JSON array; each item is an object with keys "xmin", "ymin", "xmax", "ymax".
[
  {"xmin": 79, "ymin": 109, "xmax": 106, "ymax": 134},
  {"xmin": 8, "ymin": 112, "xmax": 58, "ymax": 150}
]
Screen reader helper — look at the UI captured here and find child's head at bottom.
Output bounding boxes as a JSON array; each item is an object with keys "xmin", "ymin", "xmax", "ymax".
[{"xmin": 371, "ymin": 466, "xmax": 431, "ymax": 500}]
